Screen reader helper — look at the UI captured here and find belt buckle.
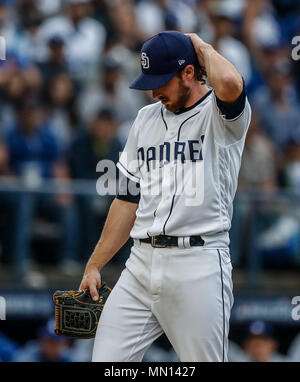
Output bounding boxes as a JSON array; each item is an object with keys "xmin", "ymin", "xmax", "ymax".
[{"xmin": 151, "ymin": 236, "xmax": 167, "ymax": 248}]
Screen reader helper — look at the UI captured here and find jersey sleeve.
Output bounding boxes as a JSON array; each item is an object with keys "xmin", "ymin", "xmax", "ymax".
[
  {"xmin": 211, "ymin": 81, "xmax": 252, "ymax": 146},
  {"xmin": 116, "ymin": 114, "xmax": 141, "ymax": 183}
]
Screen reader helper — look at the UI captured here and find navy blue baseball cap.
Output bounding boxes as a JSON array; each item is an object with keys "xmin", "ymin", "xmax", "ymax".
[
  {"xmin": 130, "ymin": 31, "xmax": 197, "ymax": 91},
  {"xmin": 246, "ymin": 321, "xmax": 275, "ymax": 339}
]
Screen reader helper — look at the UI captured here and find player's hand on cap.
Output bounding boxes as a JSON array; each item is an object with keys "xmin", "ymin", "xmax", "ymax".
[
  {"xmin": 185, "ymin": 33, "xmax": 207, "ymax": 48},
  {"xmin": 185, "ymin": 33, "xmax": 212, "ymax": 66},
  {"xmin": 79, "ymin": 264, "xmax": 101, "ymax": 302}
]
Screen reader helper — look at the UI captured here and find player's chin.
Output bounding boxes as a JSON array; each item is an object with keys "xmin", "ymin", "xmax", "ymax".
[{"xmin": 164, "ymin": 103, "xmax": 176, "ymax": 112}]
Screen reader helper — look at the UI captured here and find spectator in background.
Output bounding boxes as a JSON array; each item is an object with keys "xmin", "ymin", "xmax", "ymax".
[
  {"xmin": 194, "ymin": 0, "xmax": 216, "ymax": 43},
  {"xmin": 12, "ymin": 1, "xmax": 45, "ymax": 65},
  {"xmin": 251, "ymin": 58, "xmax": 300, "ymax": 150},
  {"xmin": 69, "ymin": 109, "xmax": 122, "ymax": 260},
  {"xmin": 14, "ymin": 318, "xmax": 73, "ymax": 362},
  {"xmin": 108, "ymin": 0, "xmax": 147, "ymax": 52},
  {"xmin": 0, "ymin": 50, "xmax": 41, "ymax": 130},
  {"xmin": 79, "ymin": 54, "xmax": 145, "ymax": 127},
  {"xmin": 92, "ymin": 0, "xmax": 114, "ymax": 42},
  {"xmin": 70, "ymin": 108, "xmax": 122, "ymax": 178},
  {"xmin": 272, "ymin": 0, "xmax": 300, "ymax": 44},
  {"xmin": 105, "ymin": 0, "xmax": 147, "ymax": 83},
  {"xmin": 239, "ymin": 113, "xmax": 278, "ymax": 192},
  {"xmin": 242, "ymin": 0, "xmax": 288, "ymax": 95},
  {"xmin": 208, "ymin": 1, "xmax": 252, "ymax": 85},
  {"xmin": 0, "ymin": 0, "xmax": 18, "ymax": 55},
  {"xmin": 38, "ymin": 0, "xmax": 106, "ymax": 82},
  {"xmin": 37, "ymin": 35, "xmax": 68, "ymax": 86},
  {"xmin": 44, "ymin": 72, "xmax": 79, "ymax": 151},
  {"xmin": 17, "ymin": 0, "xmax": 44, "ymax": 30},
  {"xmin": 0, "ymin": 36, "xmax": 41, "ymax": 129},
  {"xmin": 243, "ymin": 0, "xmax": 281, "ymax": 55},
  {"xmin": 0, "ymin": 70, "xmax": 27, "ymax": 129},
  {"xmin": 5, "ymin": 98, "xmax": 79, "ymax": 286},
  {"xmin": 242, "ymin": 321, "xmax": 290, "ymax": 362},
  {"xmin": 231, "ymin": 113, "xmax": 278, "ymax": 265},
  {"xmin": 135, "ymin": 0, "xmax": 197, "ymax": 35},
  {"xmin": 36, "ymin": 0, "xmax": 63, "ymax": 17}
]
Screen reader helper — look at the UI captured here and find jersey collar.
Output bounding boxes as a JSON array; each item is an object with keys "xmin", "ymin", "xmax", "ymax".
[{"xmin": 173, "ymin": 89, "xmax": 212, "ymax": 115}]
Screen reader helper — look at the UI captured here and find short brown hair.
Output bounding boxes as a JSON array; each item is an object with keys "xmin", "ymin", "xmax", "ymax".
[{"xmin": 176, "ymin": 61, "xmax": 207, "ymax": 85}]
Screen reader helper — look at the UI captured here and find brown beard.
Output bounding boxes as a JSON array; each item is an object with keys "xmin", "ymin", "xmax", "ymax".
[{"xmin": 165, "ymin": 79, "xmax": 191, "ymax": 112}]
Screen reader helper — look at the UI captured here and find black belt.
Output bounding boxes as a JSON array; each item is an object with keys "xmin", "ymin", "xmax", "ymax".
[{"xmin": 139, "ymin": 235, "xmax": 204, "ymax": 248}]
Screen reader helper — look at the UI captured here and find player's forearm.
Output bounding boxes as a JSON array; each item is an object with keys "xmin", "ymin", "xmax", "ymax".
[
  {"xmin": 202, "ymin": 45, "xmax": 243, "ymax": 101},
  {"xmin": 85, "ymin": 198, "xmax": 138, "ymax": 271},
  {"xmin": 188, "ymin": 34, "xmax": 243, "ymax": 102}
]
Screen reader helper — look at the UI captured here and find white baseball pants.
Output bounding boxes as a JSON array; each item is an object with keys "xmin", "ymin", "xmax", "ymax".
[{"xmin": 92, "ymin": 240, "xmax": 234, "ymax": 362}]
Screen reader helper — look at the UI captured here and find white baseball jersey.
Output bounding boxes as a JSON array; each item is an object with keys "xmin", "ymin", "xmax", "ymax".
[{"xmin": 117, "ymin": 89, "xmax": 251, "ymax": 248}]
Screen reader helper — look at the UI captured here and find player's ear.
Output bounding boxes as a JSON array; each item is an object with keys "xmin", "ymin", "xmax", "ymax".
[{"xmin": 183, "ymin": 65, "xmax": 195, "ymax": 81}]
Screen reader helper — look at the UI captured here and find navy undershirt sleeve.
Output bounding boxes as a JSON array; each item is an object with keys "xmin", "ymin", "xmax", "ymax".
[
  {"xmin": 116, "ymin": 192, "xmax": 140, "ymax": 204},
  {"xmin": 116, "ymin": 171, "xmax": 140, "ymax": 204},
  {"xmin": 215, "ymin": 80, "xmax": 246, "ymax": 120}
]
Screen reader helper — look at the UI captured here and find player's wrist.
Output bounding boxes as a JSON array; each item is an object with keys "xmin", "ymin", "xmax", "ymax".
[
  {"xmin": 199, "ymin": 43, "xmax": 214, "ymax": 60},
  {"xmin": 86, "ymin": 260, "xmax": 103, "ymax": 273},
  {"xmin": 193, "ymin": 43, "xmax": 212, "ymax": 69}
]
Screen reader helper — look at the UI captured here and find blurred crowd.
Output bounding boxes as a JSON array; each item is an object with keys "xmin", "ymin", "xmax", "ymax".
[
  {"xmin": 1, "ymin": 318, "xmax": 300, "ymax": 362},
  {"xmin": 0, "ymin": 0, "xmax": 299, "ymax": 284}
]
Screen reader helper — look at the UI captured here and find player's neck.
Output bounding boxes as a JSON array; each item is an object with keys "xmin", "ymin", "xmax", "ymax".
[{"xmin": 184, "ymin": 83, "xmax": 210, "ymax": 109}]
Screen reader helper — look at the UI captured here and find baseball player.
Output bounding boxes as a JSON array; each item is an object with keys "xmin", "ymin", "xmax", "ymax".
[{"xmin": 80, "ymin": 31, "xmax": 251, "ymax": 362}]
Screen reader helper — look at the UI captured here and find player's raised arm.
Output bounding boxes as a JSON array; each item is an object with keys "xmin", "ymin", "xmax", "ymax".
[
  {"xmin": 79, "ymin": 198, "xmax": 138, "ymax": 301},
  {"xmin": 186, "ymin": 33, "xmax": 243, "ymax": 102}
]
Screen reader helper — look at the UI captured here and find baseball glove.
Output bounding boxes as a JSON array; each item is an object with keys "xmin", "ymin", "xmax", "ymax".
[{"xmin": 53, "ymin": 283, "xmax": 111, "ymax": 339}]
